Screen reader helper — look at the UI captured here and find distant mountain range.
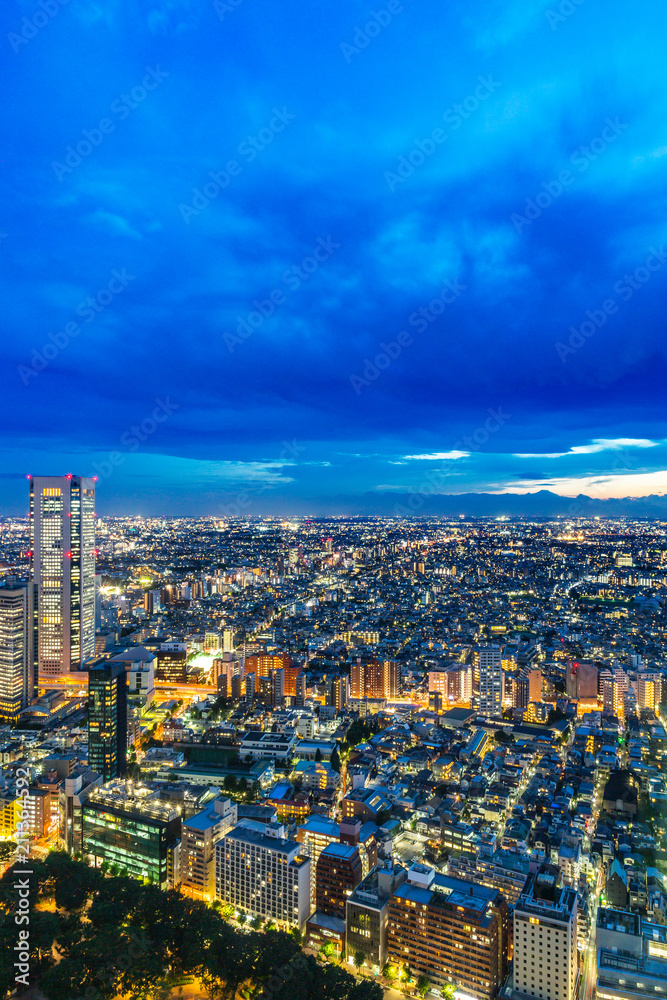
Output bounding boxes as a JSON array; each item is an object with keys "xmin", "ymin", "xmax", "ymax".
[{"xmin": 301, "ymin": 489, "xmax": 667, "ymax": 518}]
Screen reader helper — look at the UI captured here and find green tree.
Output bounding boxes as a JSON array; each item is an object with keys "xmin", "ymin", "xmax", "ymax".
[
  {"xmin": 354, "ymin": 949, "xmax": 366, "ymax": 970},
  {"xmin": 416, "ymin": 974, "xmax": 430, "ymax": 997},
  {"xmin": 0, "ymin": 842, "xmax": 17, "ymax": 864},
  {"xmin": 330, "ymin": 745, "xmax": 341, "ymax": 773}
]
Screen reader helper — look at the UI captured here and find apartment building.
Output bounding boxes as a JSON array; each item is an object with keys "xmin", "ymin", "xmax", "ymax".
[
  {"xmin": 181, "ymin": 797, "xmax": 237, "ymax": 900},
  {"xmin": 387, "ymin": 865, "xmax": 509, "ymax": 1000},
  {"xmin": 215, "ymin": 824, "xmax": 310, "ymax": 927}
]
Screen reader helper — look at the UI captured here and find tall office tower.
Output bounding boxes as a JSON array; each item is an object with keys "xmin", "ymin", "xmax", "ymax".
[
  {"xmin": 514, "ymin": 865, "xmax": 578, "ymax": 1000},
  {"xmin": 88, "ymin": 662, "xmax": 127, "ymax": 781},
  {"xmin": 271, "ymin": 668, "xmax": 285, "ymax": 708},
  {"xmin": 0, "ymin": 583, "xmax": 33, "ymax": 721},
  {"xmin": 478, "ymin": 644, "xmax": 502, "ymax": 717},
  {"xmin": 222, "ymin": 629, "xmax": 234, "ymax": 653},
  {"xmin": 29, "ymin": 475, "xmax": 96, "ymax": 679}
]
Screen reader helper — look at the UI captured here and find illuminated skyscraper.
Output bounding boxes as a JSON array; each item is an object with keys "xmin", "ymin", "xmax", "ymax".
[
  {"xmin": 29, "ymin": 475, "xmax": 96, "ymax": 679},
  {"xmin": 88, "ymin": 662, "xmax": 127, "ymax": 781},
  {"xmin": 0, "ymin": 583, "xmax": 33, "ymax": 721}
]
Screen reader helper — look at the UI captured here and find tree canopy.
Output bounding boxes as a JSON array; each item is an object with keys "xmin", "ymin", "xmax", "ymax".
[{"xmin": 0, "ymin": 853, "xmax": 383, "ymax": 1000}]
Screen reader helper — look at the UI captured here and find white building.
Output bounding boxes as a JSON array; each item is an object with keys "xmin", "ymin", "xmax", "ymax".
[
  {"xmin": 514, "ymin": 866, "xmax": 578, "ymax": 1000},
  {"xmin": 215, "ymin": 824, "xmax": 310, "ymax": 927},
  {"xmin": 181, "ymin": 797, "xmax": 237, "ymax": 900}
]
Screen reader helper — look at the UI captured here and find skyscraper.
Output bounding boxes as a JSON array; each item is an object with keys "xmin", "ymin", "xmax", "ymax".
[
  {"xmin": 478, "ymin": 643, "xmax": 502, "ymax": 717},
  {"xmin": 88, "ymin": 662, "xmax": 127, "ymax": 781},
  {"xmin": 29, "ymin": 475, "xmax": 96, "ymax": 680},
  {"xmin": 0, "ymin": 583, "xmax": 33, "ymax": 721}
]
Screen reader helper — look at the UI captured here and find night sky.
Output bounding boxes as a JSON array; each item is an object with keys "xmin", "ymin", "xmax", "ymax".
[{"xmin": 2, "ymin": 0, "xmax": 666, "ymax": 514}]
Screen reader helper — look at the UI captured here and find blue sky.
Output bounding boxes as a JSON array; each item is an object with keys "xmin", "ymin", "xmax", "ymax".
[{"xmin": 1, "ymin": 0, "xmax": 666, "ymax": 514}]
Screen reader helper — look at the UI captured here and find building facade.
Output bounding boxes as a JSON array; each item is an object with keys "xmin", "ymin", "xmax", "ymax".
[
  {"xmin": 0, "ymin": 583, "xmax": 33, "ymax": 721},
  {"xmin": 513, "ymin": 865, "xmax": 578, "ymax": 1000},
  {"xmin": 88, "ymin": 661, "xmax": 127, "ymax": 781},
  {"xmin": 215, "ymin": 824, "xmax": 310, "ymax": 927},
  {"xmin": 29, "ymin": 474, "xmax": 96, "ymax": 679}
]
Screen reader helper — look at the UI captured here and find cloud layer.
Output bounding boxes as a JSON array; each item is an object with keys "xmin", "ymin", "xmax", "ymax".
[{"xmin": 1, "ymin": 0, "xmax": 666, "ymax": 513}]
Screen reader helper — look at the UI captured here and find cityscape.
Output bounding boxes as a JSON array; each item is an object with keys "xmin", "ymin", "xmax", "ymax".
[
  {"xmin": 2, "ymin": 479, "xmax": 667, "ymax": 1000},
  {"xmin": 3, "ymin": 0, "xmax": 666, "ymax": 999}
]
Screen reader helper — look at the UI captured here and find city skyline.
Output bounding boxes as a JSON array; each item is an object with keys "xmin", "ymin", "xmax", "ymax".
[{"xmin": 1, "ymin": 0, "xmax": 666, "ymax": 514}]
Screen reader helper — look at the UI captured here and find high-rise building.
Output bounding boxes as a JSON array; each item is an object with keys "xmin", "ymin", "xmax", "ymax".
[
  {"xmin": 329, "ymin": 675, "xmax": 349, "ymax": 710},
  {"xmin": 88, "ymin": 662, "xmax": 127, "ymax": 781},
  {"xmin": 478, "ymin": 644, "xmax": 502, "ymax": 717},
  {"xmin": 565, "ymin": 660, "xmax": 598, "ymax": 701},
  {"xmin": 0, "ymin": 583, "xmax": 33, "ymax": 721},
  {"xmin": 156, "ymin": 642, "xmax": 188, "ymax": 683},
  {"xmin": 29, "ymin": 475, "xmax": 96, "ymax": 679},
  {"xmin": 514, "ymin": 864, "xmax": 578, "ymax": 1000}
]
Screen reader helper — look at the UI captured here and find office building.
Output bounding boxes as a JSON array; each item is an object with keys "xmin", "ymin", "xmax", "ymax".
[
  {"xmin": 296, "ymin": 815, "xmax": 341, "ymax": 906},
  {"xmin": 181, "ymin": 797, "xmax": 237, "ymax": 900},
  {"xmin": 478, "ymin": 644, "xmax": 502, "ymax": 717},
  {"xmin": 387, "ymin": 865, "xmax": 509, "ymax": 1000},
  {"xmin": 83, "ymin": 780, "xmax": 181, "ymax": 890},
  {"xmin": 513, "ymin": 864, "xmax": 578, "ymax": 1000},
  {"xmin": 29, "ymin": 474, "xmax": 96, "ymax": 679},
  {"xmin": 156, "ymin": 642, "xmax": 188, "ymax": 683},
  {"xmin": 0, "ymin": 583, "xmax": 33, "ymax": 721},
  {"xmin": 316, "ymin": 842, "xmax": 363, "ymax": 919},
  {"xmin": 88, "ymin": 661, "xmax": 127, "ymax": 781},
  {"xmin": 215, "ymin": 824, "xmax": 310, "ymax": 927}
]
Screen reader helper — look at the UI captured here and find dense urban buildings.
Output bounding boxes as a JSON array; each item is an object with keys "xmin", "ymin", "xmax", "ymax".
[{"xmin": 3, "ymin": 510, "xmax": 667, "ymax": 998}]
